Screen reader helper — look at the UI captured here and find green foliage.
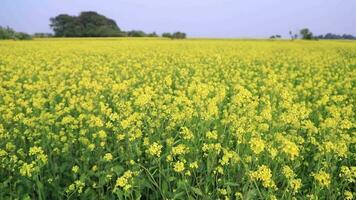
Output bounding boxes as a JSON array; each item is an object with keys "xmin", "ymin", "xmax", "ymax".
[
  {"xmin": 33, "ymin": 33, "xmax": 53, "ymax": 38},
  {"xmin": 147, "ymin": 32, "xmax": 158, "ymax": 37},
  {"xmin": 127, "ymin": 30, "xmax": 146, "ymax": 37},
  {"xmin": 0, "ymin": 26, "xmax": 32, "ymax": 40},
  {"xmin": 316, "ymin": 33, "xmax": 356, "ymax": 40},
  {"xmin": 50, "ymin": 11, "xmax": 123, "ymax": 37},
  {"xmin": 300, "ymin": 28, "xmax": 314, "ymax": 40},
  {"xmin": 269, "ymin": 35, "xmax": 281, "ymax": 39},
  {"xmin": 162, "ymin": 32, "xmax": 172, "ymax": 38},
  {"xmin": 50, "ymin": 11, "xmax": 185, "ymax": 38},
  {"xmin": 172, "ymin": 32, "xmax": 186, "ymax": 39},
  {"xmin": 162, "ymin": 32, "xmax": 187, "ymax": 39}
]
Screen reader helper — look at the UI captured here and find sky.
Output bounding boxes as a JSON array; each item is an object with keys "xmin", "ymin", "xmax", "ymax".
[{"xmin": 0, "ymin": 0, "xmax": 355, "ymax": 38}]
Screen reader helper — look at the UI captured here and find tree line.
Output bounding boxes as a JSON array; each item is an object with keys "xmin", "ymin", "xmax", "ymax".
[
  {"xmin": 49, "ymin": 11, "xmax": 187, "ymax": 39},
  {"xmin": 2, "ymin": 12, "xmax": 356, "ymax": 40},
  {"xmin": 0, "ymin": 26, "xmax": 32, "ymax": 40},
  {"xmin": 282, "ymin": 28, "xmax": 356, "ymax": 40}
]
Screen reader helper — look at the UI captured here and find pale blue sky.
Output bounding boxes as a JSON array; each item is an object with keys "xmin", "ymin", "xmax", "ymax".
[{"xmin": 0, "ymin": 0, "xmax": 355, "ymax": 38}]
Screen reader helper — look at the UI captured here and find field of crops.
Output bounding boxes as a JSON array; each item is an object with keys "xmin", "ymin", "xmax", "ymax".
[{"xmin": 0, "ymin": 38, "xmax": 355, "ymax": 199}]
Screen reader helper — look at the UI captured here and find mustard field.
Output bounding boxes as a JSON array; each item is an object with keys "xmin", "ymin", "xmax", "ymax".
[{"xmin": 0, "ymin": 38, "xmax": 355, "ymax": 199}]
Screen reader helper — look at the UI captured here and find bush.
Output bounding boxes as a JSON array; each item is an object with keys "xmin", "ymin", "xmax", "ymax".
[
  {"xmin": 0, "ymin": 26, "xmax": 32, "ymax": 40},
  {"xmin": 33, "ymin": 33, "xmax": 54, "ymax": 38},
  {"xmin": 15, "ymin": 32, "xmax": 32, "ymax": 40},
  {"xmin": 162, "ymin": 32, "xmax": 187, "ymax": 39}
]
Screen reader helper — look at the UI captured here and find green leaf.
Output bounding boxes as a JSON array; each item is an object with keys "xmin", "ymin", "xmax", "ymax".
[
  {"xmin": 173, "ymin": 191, "xmax": 185, "ymax": 200},
  {"xmin": 191, "ymin": 187, "xmax": 203, "ymax": 196},
  {"xmin": 225, "ymin": 182, "xmax": 239, "ymax": 187}
]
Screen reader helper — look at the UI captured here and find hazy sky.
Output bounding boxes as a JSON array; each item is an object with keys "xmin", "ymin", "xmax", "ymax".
[{"xmin": 0, "ymin": 0, "xmax": 355, "ymax": 38}]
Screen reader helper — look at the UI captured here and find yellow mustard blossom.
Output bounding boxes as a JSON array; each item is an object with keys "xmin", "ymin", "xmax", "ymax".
[
  {"xmin": 72, "ymin": 165, "xmax": 79, "ymax": 173},
  {"xmin": 282, "ymin": 165, "xmax": 295, "ymax": 179},
  {"xmin": 103, "ymin": 153, "xmax": 113, "ymax": 161},
  {"xmin": 290, "ymin": 179, "xmax": 302, "ymax": 193},
  {"xmin": 189, "ymin": 161, "xmax": 199, "ymax": 169},
  {"xmin": 115, "ymin": 170, "xmax": 134, "ymax": 191},
  {"xmin": 172, "ymin": 144, "xmax": 189, "ymax": 156},
  {"xmin": 173, "ymin": 161, "xmax": 185, "ymax": 173},
  {"xmin": 206, "ymin": 130, "xmax": 218, "ymax": 140},
  {"xmin": 147, "ymin": 142, "xmax": 163, "ymax": 157},
  {"xmin": 250, "ymin": 137, "xmax": 265, "ymax": 154},
  {"xmin": 250, "ymin": 165, "xmax": 276, "ymax": 189},
  {"xmin": 339, "ymin": 166, "xmax": 355, "ymax": 183},
  {"xmin": 312, "ymin": 171, "xmax": 331, "ymax": 188},
  {"xmin": 19, "ymin": 162, "xmax": 36, "ymax": 177},
  {"xmin": 344, "ymin": 191, "xmax": 353, "ymax": 200},
  {"xmin": 180, "ymin": 127, "xmax": 194, "ymax": 140}
]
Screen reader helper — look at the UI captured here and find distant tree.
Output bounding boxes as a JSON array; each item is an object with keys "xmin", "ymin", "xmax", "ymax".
[
  {"xmin": 316, "ymin": 35, "xmax": 324, "ymax": 39},
  {"xmin": 0, "ymin": 26, "xmax": 32, "ymax": 40},
  {"xmin": 342, "ymin": 34, "xmax": 356, "ymax": 40},
  {"xmin": 77, "ymin": 11, "xmax": 121, "ymax": 37},
  {"xmin": 50, "ymin": 11, "xmax": 123, "ymax": 37},
  {"xmin": 300, "ymin": 28, "xmax": 314, "ymax": 40},
  {"xmin": 15, "ymin": 32, "xmax": 32, "ymax": 40},
  {"xmin": 171, "ymin": 32, "xmax": 186, "ymax": 39},
  {"xmin": 147, "ymin": 32, "xmax": 158, "ymax": 37},
  {"xmin": 33, "ymin": 33, "xmax": 53, "ymax": 38},
  {"xmin": 289, "ymin": 31, "xmax": 298, "ymax": 40},
  {"xmin": 50, "ymin": 14, "xmax": 81, "ymax": 37},
  {"xmin": 162, "ymin": 32, "xmax": 187, "ymax": 39},
  {"xmin": 0, "ymin": 26, "xmax": 15, "ymax": 39},
  {"xmin": 127, "ymin": 30, "xmax": 146, "ymax": 37},
  {"xmin": 270, "ymin": 35, "xmax": 281, "ymax": 39},
  {"xmin": 162, "ymin": 32, "xmax": 172, "ymax": 38},
  {"xmin": 316, "ymin": 33, "xmax": 356, "ymax": 40}
]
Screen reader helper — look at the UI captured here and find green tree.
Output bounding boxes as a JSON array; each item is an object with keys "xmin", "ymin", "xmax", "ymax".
[
  {"xmin": 171, "ymin": 32, "xmax": 186, "ymax": 39},
  {"xmin": 300, "ymin": 28, "xmax": 313, "ymax": 40},
  {"xmin": 0, "ymin": 26, "xmax": 15, "ymax": 39},
  {"xmin": 0, "ymin": 26, "xmax": 32, "ymax": 40},
  {"xmin": 162, "ymin": 32, "xmax": 187, "ymax": 39},
  {"xmin": 127, "ymin": 30, "xmax": 146, "ymax": 37},
  {"xmin": 50, "ymin": 14, "xmax": 82, "ymax": 37},
  {"xmin": 162, "ymin": 32, "xmax": 172, "ymax": 38},
  {"xmin": 78, "ymin": 11, "xmax": 121, "ymax": 37},
  {"xmin": 50, "ymin": 11, "xmax": 122, "ymax": 37}
]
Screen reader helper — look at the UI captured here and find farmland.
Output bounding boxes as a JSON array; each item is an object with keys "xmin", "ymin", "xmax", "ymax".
[{"xmin": 0, "ymin": 38, "xmax": 355, "ymax": 199}]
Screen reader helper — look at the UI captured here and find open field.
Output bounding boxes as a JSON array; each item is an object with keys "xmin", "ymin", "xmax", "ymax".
[{"xmin": 0, "ymin": 38, "xmax": 355, "ymax": 199}]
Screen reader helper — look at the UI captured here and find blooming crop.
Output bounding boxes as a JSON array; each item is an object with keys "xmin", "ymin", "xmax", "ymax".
[{"xmin": 0, "ymin": 38, "xmax": 354, "ymax": 199}]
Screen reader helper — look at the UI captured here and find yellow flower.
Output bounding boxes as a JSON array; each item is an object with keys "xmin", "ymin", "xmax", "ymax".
[
  {"xmin": 98, "ymin": 130, "xmax": 107, "ymax": 139},
  {"xmin": 250, "ymin": 165, "xmax": 276, "ymax": 189},
  {"xmin": 180, "ymin": 127, "xmax": 194, "ymax": 140},
  {"xmin": 189, "ymin": 161, "xmax": 198, "ymax": 169},
  {"xmin": 172, "ymin": 144, "xmax": 189, "ymax": 156},
  {"xmin": 206, "ymin": 130, "xmax": 218, "ymax": 140},
  {"xmin": 282, "ymin": 165, "xmax": 294, "ymax": 179},
  {"xmin": 290, "ymin": 178, "xmax": 302, "ymax": 193},
  {"xmin": 173, "ymin": 161, "xmax": 185, "ymax": 173},
  {"xmin": 19, "ymin": 162, "xmax": 36, "ymax": 177},
  {"xmin": 312, "ymin": 171, "xmax": 331, "ymax": 188},
  {"xmin": 250, "ymin": 137, "xmax": 265, "ymax": 154},
  {"xmin": 103, "ymin": 153, "xmax": 113, "ymax": 161},
  {"xmin": 115, "ymin": 170, "xmax": 134, "ymax": 191},
  {"xmin": 344, "ymin": 191, "xmax": 353, "ymax": 200},
  {"xmin": 235, "ymin": 192, "xmax": 243, "ymax": 199},
  {"xmin": 339, "ymin": 166, "xmax": 355, "ymax": 183},
  {"xmin": 72, "ymin": 165, "xmax": 79, "ymax": 173},
  {"xmin": 74, "ymin": 180, "xmax": 85, "ymax": 193},
  {"xmin": 147, "ymin": 142, "xmax": 163, "ymax": 157}
]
